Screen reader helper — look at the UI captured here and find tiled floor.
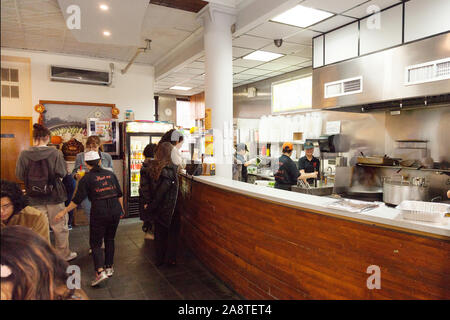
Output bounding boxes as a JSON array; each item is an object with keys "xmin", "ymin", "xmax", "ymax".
[{"xmin": 65, "ymin": 217, "xmax": 242, "ymax": 300}]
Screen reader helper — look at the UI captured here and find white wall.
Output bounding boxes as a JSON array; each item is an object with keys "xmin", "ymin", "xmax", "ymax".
[{"xmin": 1, "ymin": 48, "xmax": 155, "ymax": 123}]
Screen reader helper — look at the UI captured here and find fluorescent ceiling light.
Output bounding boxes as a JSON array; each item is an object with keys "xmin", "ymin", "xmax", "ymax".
[
  {"xmin": 99, "ymin": 4, "xmax": 109, "ymax": 11},
  {"xmin": 103, "ymin": 30, "xmax": 111, "ymax": 37},
  {"xmin": 271, "ymin": 5, "xmax": 334, "ymax": 28},
  {"xmin": 170, "ymin": 86, "xmax": 192, "ymax": 91},
  {"xmin": 243, "ymin": 51, "xmax": 284, "ymax": 62}
]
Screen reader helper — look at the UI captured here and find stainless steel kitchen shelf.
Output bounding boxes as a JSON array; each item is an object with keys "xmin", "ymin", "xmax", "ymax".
[{"xmin": 356, "ymin": 163, "xmax": 450, "ymax": 173}]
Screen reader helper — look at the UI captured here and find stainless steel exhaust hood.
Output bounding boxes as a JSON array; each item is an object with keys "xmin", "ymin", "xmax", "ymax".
[{"xmin": 312, "ymin": 32, "xmax": 450, "ymax": 112}]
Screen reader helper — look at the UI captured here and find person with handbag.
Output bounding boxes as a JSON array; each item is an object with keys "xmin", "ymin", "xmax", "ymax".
[{"xmin": 15, "ymin": 124, "xmax": 77, "ymax": 262}]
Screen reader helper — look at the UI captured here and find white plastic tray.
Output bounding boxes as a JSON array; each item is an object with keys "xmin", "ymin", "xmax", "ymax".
[{"xmin": 396, "ymin": 200, "xmax": 450, "ymax": 223}]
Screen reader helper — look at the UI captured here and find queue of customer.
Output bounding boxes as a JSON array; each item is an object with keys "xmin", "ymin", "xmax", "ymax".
[{"xmin": 1, "ymin": 123, "xmax": 187, "ymax": 298}]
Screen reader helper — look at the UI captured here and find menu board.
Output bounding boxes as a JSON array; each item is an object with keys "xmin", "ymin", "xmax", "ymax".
[{"xmin": 272, "ymin": 76, "xmax": 312, "ymax": 113}]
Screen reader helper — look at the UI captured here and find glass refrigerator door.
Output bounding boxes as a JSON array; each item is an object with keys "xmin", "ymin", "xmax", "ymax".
[{"xmin": 129, "ymin": 135, "xmax": 150, "ymax": 197}]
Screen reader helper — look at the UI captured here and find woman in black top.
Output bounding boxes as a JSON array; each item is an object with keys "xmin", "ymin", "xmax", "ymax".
[
  {"xmin": 55, "ymin": 151, "xmax": 124, "ymax": 287},
  {"xmin": 146, "ymin": 142, "xmax": 180, "ymax": 266},
  {"xmin": 274, "ymin": 142, "xmax": 300, "ymax": 191}
]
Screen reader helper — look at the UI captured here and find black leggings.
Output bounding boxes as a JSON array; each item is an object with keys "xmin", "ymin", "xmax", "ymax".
[
  {"xmin": 154, "ymin": 208, "xmax": 181, "ymax": 264},
  {"xmin": 89, "ymin": 199, "xmax": 121, "ymax": 271}
]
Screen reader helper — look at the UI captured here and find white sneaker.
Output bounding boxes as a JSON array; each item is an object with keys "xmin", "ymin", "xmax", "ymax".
[
  {"xmin": 105, "ymin": 267, "xmax": 114, "ymax": 277},
  {"xmin": 91, "ymin": 271, "xmax": 108, "ymax": 287},
  {"xmin": 65, "ymin": 252, "xmax": 78, "ymax": 262}
]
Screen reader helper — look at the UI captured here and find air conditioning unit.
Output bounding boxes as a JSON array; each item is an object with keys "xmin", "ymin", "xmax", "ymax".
[{"xmin": 50, "ymin": 66, "xmax": 111, "ymax": 86}]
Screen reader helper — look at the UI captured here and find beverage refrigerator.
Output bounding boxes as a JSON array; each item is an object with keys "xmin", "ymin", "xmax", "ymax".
[{"xmin": 120, "ymin": 121, "xmax": 174, "ymax": 217}]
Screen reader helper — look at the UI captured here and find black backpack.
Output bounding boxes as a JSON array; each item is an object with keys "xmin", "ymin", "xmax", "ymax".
[{"xmin": 25, "ymin": 158, "xmax": 55, "ymax": 197}]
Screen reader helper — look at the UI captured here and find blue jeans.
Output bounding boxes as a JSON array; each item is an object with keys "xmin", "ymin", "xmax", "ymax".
[{"xmin": 81, "ymin": 198, "xmax": 92, "ymax": 224}]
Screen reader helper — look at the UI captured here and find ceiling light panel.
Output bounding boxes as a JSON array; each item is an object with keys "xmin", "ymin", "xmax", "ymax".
[
  {"xmin": 170, "ymin": 86, "xmax": 192, "ymax": 91},
  {"xmin": 271, "ymin": 5, "xmax": 334, "ymax": 28},
  {"xmin": 243, "ymin": 51, "xmax": 284, "ymax": 62},
  {"xmin": 302, "ymin": 0, "xmax": 369, "ymax": 14}
]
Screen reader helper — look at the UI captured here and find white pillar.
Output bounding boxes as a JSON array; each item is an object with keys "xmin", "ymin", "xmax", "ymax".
[{"xmin": 198, "ymin": 4, "xmax": 236, "ymax": 179}]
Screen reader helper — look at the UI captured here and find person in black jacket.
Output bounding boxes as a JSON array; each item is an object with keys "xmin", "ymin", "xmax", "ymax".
[
  {"xmin": 146, "ymin": 142, "xmax": 180, "ymax": 266},
  {"xmin": 274, "ymin": 142, "xmax": 300, "ymax": 191},
  {"xmin": 54, "ymin": 151, "xmax": 124, "ymax": 287},
  {"xmin": 139, "ymin": 143, "xmax": 158, "ymax": 240}
]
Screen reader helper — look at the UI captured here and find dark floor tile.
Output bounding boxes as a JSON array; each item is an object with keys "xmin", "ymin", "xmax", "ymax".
[
  {"xmin": 108, "ymin": 279, "xmax": 143, "ymax": 298},
  {"xmin": 84, "ymin": 286, "xmax": 112, "ymax": 300},
  {"xmin": 113, "ymin": 291, "xmax": 147, "ymax": 300},
  {"xmin": 143, "ymin": 287, "xmax": 182, "ymax": 300},
  {"xmin": 183, "ymin": 289, "xmax": 220, "ymax": 300},
  {"xmin": 65, "ymin": 217, "xmax": 240, "ymax": 300}
]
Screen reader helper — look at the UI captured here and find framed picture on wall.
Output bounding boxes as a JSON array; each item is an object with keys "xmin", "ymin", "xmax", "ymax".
[{"xmin": 39, "ymin": 100, "xmax": 119, "ymax": 158}]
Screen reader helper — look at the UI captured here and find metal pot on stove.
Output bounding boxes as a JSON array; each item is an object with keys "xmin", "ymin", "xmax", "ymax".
[{"xmin": 382, "ymin": 175, "xmax": 429, "ymax": 205}]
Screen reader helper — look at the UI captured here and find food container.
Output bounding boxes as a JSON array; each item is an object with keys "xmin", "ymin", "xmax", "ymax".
[
  {"xmin": 396, "ymin": 200, "xmax": 450, "ymax": 223},
  {"xmin": 357, "ymin": 156, "xmax": 394, "ymax": 165},
  {"xmin": 383, "ymin": 176, "xmax": 429, "ymax": 205}
]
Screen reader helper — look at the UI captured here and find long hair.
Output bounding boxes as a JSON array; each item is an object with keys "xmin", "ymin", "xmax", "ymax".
[
  {"xmin": 0, "ymin": 226, "xmax": 72, "ymax": 300},
  {"xmin": 1, "ymin": 180, "xmax": 29, "ymax": 215},
  {"xmin": 86, "ymin": 135, "xmax": 103, "ymax": 152},
  {"xmin": 149, "ymin": 142, "xmax": 173, "ymax": 181}
]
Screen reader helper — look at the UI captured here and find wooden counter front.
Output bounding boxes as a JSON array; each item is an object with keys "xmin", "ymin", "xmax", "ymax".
[{"xmin": 178, "ymin": 175, "xmax": 450, "ymax": 300}]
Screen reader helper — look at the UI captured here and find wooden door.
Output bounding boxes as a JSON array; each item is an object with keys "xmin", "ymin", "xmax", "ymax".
[{"xmin": 1, "ymin": 117, "xmax": 32, "ymax": 184}]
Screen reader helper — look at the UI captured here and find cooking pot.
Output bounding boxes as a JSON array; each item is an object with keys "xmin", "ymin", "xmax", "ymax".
[{"xmin": 382, "ymin": 176, "xmax": 429, "ymax": 205}]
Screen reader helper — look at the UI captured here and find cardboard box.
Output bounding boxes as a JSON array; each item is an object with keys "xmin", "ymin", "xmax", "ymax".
[{"xmin": 293, "ymin": 132, "xmax": 303, "ymax": 141}]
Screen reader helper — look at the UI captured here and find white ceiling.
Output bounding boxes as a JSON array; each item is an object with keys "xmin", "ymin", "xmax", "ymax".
[
  {"xmin": 1, "ymin": 0, "xmax": 402, "ymax": 96},
  {"xmin": 57, "ymin": 0, "xmax": 149, "ymax": 46},
  {"xmin": 1, "ymin": 1, "xmax": 201, "ymax": 65},
  {"xmin": 156, "ymin": 0, "xmax": 402, "ymax": 95}
]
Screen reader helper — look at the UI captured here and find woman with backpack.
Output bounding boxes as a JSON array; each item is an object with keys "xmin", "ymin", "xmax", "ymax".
[
  {"xmin": 146, "ymin": 142, "xmax": 181, "ymax": 266},
  {"xmin": 15, "ymin": 124, "xmax": 77, "ymax": 262},
  {"xmin": 55, "ymin": 151, "xmax": 124, "ymax": 287}
]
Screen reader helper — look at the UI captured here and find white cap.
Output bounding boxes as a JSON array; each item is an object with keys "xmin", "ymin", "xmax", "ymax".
[{"xmin": 85, "ymin": 151, "xmax": 100, "ymax": 161}]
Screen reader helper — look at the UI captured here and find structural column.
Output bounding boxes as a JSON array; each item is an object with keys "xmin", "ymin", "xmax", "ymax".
[{"xmin": 197, "ymin": 4, "xmax": 236, "ymax": 179}]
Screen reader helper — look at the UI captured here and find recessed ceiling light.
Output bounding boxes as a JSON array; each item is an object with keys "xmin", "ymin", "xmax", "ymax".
[
  {"xmin": 103, "ymin": 31, "xmax": 111, "ymax": 37},
  {"xmin": 99, "ymin": 4, "xmax": 109, "ymax": 11},
  {"xmin": 271, "ymin": 5, "xmax": 334, "ymax": 28},
  {"xmin": 170, "ymin": 86, "xmax": 192, "ymax": 91},
  {"xmin": 243, "ymin": 51, "xmax": 284, "ymax": 62}
]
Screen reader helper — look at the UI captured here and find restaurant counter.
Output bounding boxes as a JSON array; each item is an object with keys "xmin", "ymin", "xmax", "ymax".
[{"xmin": 178, "ymin": 173, "xmax": 450, "ymax": 299}]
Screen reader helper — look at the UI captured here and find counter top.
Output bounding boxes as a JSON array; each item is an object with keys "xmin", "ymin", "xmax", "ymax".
[{"xmin": 182, "ymin": 173, "xmax": 450, "ymax": 239}]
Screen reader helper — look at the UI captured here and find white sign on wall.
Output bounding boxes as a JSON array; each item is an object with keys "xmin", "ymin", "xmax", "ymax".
[{"xmin": 326, "ymin": 121, "xmax": 341, "ymax": 135}]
